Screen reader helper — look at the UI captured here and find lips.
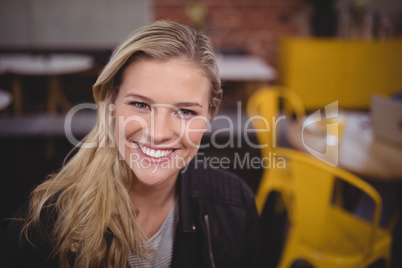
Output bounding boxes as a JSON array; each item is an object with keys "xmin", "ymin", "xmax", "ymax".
[{"xmin": 137, "ymin": 143, "xmax": 175, "ymax": 158}]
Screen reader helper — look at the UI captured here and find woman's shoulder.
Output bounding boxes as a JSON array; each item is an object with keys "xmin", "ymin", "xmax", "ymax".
[
  {"xmin": 2, "ymin": 200, "xmax": 57, "ymax": 241},
  {"xmin": 181, "ymin": 160, "xmax": 255, "ymax": 207},
  {"xmin": 0, "ymin": 201, "xmax": 58, "ymax": 267},
  {"xmin": 1, "ymin": 202, "xmax": 29, "ymax": 242}
]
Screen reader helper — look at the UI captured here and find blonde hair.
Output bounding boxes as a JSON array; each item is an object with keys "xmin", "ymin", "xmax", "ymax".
[{"xmin": 22, "ymin": 20, "xmax": 222, "ymax": 267}]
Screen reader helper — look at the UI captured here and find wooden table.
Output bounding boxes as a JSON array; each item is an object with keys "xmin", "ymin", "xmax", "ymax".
[
  {"xmin": 0, "ymin": 53, "xmax": 94, "ymax": 115},
  {"xmin": 216, "ymin": 55, "xmax": 277, "ymax": 104},
  {"xmin": 216, "ymin": 54, "xmax": 276, "ymax": 81},
  {"xmin": 287, "ymin": 112, "xmax": 402, "ymax": 181}
]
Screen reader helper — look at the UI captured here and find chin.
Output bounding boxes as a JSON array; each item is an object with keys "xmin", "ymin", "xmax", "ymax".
[
  {"xmin": 130, "ymin": 162, "xmax": 181, "ymax": 186},
  {"xmin": 125, "ymin": 146, "xmax": 193, "ymax": 186}
]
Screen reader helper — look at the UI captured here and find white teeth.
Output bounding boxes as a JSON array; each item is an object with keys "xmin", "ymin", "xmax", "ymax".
[{"xmin": 137, "ymin": 143, "xmax": 174, "ymax": 158}]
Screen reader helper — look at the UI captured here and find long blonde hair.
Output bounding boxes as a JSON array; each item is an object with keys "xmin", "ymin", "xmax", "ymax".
[{"xmin": 22, "ymin": 20, "xmax": 222, "ymax": 267}]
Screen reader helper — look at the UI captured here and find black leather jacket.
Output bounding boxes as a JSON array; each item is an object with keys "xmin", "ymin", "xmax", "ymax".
[
  {"xmin": 1, "ymin": 163, "xmax": 259, "ymax": 268},
  {"xmin": 172, "ymin": 163, "xmax": 259, "ymax": 268}
]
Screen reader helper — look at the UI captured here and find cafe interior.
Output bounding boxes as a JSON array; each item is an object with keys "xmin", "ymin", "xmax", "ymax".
[{"xmin": 0, "ymin": 0, "xmax": 402, "ymax": 267}]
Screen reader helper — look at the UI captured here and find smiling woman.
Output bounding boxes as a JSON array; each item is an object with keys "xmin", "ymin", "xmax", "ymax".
[
  {"xmin": 0, "ymin": 21, "xmax": 259, "ymax": 268},
  {"xmin": 114, "ymin": 59, "xmax": 210, "ymax": 189}
]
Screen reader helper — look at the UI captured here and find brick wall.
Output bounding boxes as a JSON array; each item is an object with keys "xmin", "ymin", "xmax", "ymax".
[{"xmin": 152, "ymin": 0, "xmax": 308, "ymax": 67}]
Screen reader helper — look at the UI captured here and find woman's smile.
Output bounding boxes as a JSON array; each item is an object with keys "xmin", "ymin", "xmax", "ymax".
[
  {"xmin": 137, "ymin": 143, "xmax": 175, "ymax": 158},
  {"xmin": 135, "ymin": 142, "xmax": 178, "ymax": 164}
]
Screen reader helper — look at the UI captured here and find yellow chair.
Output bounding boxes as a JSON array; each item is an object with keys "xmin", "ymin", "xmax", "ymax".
[
  {"xmin": 259, "ymin": 148, "xmax": 392, "ymax": 268},
  {"xmin": 247, "ymin": 86, "xmax": 304, "ymax": 214},
  {"xmin": 246, "ymin": 86, "xmax": 305, "ymax": 157},
  {"xmin": 279, "ymin": 38, "xmax": 402, "ymax": 110}
]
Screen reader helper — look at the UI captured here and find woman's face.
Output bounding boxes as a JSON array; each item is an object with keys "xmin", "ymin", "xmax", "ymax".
[{"xmin": 114, "ymin": 58, "xmax": 210, "ymax": 187}]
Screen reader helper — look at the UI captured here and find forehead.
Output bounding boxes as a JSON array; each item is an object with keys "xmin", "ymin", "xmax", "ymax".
[{"xmin": 118, "ymin": 58, "xmax": 210, "ymax": 104}]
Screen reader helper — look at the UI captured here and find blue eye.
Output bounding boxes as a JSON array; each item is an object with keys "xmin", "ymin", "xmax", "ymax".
[
  {"xmin": 131, "ymin": 102, "xmax": 149, "ymax": 110},
  {"xmin": 177, "ymin": 109, "xmax": 196, "ymax": 117}
]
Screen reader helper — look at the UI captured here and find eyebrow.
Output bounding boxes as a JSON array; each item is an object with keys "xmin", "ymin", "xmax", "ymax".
[
  {"xmin": 175, "ymin": 102, "xmax": 204, "ymax": 108},
  {"xmin": 125, "ymin": 93, "xmax": 153, "ymax": 103},
  {"xmin": 125, "ymin": 93, "xmax": 204, "ymax": 108}
]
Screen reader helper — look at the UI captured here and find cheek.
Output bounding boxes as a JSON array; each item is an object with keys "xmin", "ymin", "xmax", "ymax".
[
  {"xmin": 114, "ymin": 109, "xmax": 148, "ymax": 144},
  {"xmin": 184, "ymin": 119, "xmax": 208, "ymax": 148}
]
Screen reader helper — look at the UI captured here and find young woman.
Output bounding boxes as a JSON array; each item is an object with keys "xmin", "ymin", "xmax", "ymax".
[{"xmin": 1, "ymin": 20, "xmax": 258, "ymax": 268}]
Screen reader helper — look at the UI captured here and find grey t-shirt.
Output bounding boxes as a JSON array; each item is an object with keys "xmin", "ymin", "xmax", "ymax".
[{"xmin": 128, "ymin": 202, "xmax": 178, "ymax": 268}]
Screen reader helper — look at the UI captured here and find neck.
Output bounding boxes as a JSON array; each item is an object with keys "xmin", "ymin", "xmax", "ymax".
[{"xmin": 130, "ymin": 173, "xmax": 178, "ymax": 211}]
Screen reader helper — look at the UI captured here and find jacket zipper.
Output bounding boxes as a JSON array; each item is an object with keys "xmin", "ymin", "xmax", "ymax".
[{"xmin": 204, "ymin": 214, "xmax": 216, "ymax": 268}]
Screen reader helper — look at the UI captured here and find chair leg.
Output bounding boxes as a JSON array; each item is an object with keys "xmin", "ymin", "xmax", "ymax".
[
  {"xmin": 277, "ymin": 254, "xmax": 295, "ymax": 268},
  {"xmin": 47, "ymin": 75, "xmax": 71, "ymax": 114},
  {"xmin": 12, "ymin": 76, "xmax": 23, "ymax": 116}
]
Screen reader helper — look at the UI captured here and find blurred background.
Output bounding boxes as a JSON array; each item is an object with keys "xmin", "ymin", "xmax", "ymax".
[{"xmin": 1, "ymin": 0, "xmax": 402, "ymax": 267}]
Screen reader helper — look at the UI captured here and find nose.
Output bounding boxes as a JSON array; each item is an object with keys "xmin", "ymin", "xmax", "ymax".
[{"xmin": 148, "ymin": 108, "xmax": 178, "ymax": 145}]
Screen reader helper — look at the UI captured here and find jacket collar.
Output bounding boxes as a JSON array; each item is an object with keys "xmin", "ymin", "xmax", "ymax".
[{"xmin": 177, "ymin": 163, "xmax": 197, "ymax": 233}]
